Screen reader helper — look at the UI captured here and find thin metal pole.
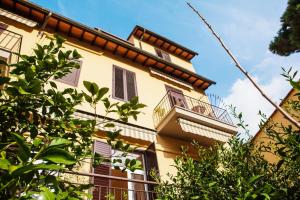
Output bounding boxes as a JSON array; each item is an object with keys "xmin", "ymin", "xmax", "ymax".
[{"xmin": 187, "ymin": 2, "xmax": 300, "ymax": 129}]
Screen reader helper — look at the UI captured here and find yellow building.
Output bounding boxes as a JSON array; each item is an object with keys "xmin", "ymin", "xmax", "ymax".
[
  {"xmin": 253, "ymin": 88, "xmax": 297, "ymax": 164},
  {"xmin": 0, "ymin": 0, "xmax": 237, "ymax": 199}
]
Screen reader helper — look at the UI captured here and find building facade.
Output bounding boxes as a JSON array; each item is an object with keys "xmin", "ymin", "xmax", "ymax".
[
  {"xmin": 0, "ymin": 0, "xmax": 237, "ymax": 199},
  {"xmin": 253, "ymin": 88, "xmax": 297, "ymax": 164}
]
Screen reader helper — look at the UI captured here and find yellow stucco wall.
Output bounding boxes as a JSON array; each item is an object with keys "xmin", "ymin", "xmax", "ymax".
[
  {"xmin": 2, "ymin": 17, "xmax": 209, "ymax": 179},
  {"xmin": 132, "ymin": 37, "xmax": 196, "ymax": 72},
  {"xmin": 253, "ymin": 89, "xmax": 296, "ymax": 163}
]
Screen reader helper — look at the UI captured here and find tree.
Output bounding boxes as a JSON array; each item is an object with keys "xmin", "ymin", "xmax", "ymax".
[
  {"xmin": 269, "ymin": 0, "xmax": 300, "ymax": 56},
  {"xmin": 0, "ymin": 35, "xmax": 145, "ymax": 199},
  {"xmin": 154, "ymin": 70, "xmax": 300, "ymax": 200}
]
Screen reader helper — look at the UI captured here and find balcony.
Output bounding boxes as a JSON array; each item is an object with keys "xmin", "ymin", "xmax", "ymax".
[
  {"xmin": 0, "ymin": 27, "xmax": 22, "ymax": 64},
  {"xmin": 153, "ymin": 91, "xmax": 237, "ymax": 145}
]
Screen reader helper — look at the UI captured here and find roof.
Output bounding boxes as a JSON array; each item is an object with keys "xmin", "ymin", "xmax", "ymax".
[
  {"xmin": 0, "ymin": 0, "xmax": 215, "ymax": 90},
  {"xmin": 128, "ymin": 25, "xmax": 198, "ymax": 61}
]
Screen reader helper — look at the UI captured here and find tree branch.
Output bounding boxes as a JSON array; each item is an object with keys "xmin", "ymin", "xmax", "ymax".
[{"xmin": 186, "ymin": 2, "xmax": 300, "ymax": 130}]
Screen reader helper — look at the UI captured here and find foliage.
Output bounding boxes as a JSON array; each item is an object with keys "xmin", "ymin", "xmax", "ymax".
[
  {"xmin": 269, "ymin": 0, "xmax": 300, "ymax": 56},
  {"xmin": 154, "ymin": 70, "xmax": 300, "ymax": 199},
  {"xmin": 0, "ymin": 35, "xmax": 145, "ymax": 199}
]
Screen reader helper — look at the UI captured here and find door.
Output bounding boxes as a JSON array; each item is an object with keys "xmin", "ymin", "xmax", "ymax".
[
  {"xmin": 144, "ymin": 143, "xmax": 159, "ymax": 200},
  {"xmin": 165, "ymin": 85, "xmax": 187, "ymax": 108},
  {"xmin": 111, "ymin": 150, "xmax": 148, "ymax": 200}
]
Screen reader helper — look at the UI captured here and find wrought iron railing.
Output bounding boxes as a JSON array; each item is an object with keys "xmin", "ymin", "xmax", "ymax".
[
  {"xmin": 153, "ymin": 91, "xmax": 234, "ymax": 127},
  {"xmin": 61, "ymin": 171, "xmax": 158, "ymax": 200},
  {"xmin": 0, "ymin": 27, "xmax": 22, "ymax": 63}
]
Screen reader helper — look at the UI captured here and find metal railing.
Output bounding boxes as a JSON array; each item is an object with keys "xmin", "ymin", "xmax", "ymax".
[
  {"xmin": 0, "ymin": 27, "xmax": 22, "ymax": 64},
  {"xmin": 153, "ymin": 91, "xmax": 234, "ymax": 127},
  {"xmin": 61, "ymin": 171, "xmax": 158, "ymax": 200}
]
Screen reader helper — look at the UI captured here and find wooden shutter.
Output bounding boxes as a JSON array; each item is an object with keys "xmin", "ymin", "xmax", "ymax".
[
  {"xmin": 144, "ymin": 143, "xmax": 159, "ymax": 180},
  {"xmin": 113, "ymin": 65, "xmax": 137, "ymax": 101},
  {"xmin": 93, "ymin": 141, "xmax": 111, "ymax": 200},
  {"xmin": 144, "ymin": 143, "xmax": 159, "ymax": 200},
  {"xmin": 113, "ymin": 66, "xmax": 125, "ymax": 100},
  {"xmin": 126, "ymin": 70, "xmax": 137, "ymax": 101},
  {"xmin": 56, "ymin": 60, "xmax": 81, "ymax": 86},
  {"xmin": 163, "ymin": 52, "xmax": 171, "ymax": 62},
  {"xmin": 155, "ymin": 48, "xmax": 171, "ymax": 62},
  {"xmin": 155, "ymin": 48, "xmax": 163, "ymax": 58}
]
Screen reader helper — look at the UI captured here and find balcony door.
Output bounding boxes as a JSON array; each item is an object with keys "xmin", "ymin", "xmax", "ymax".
[
  {"xmin": 165, "ymin": 85, "xmax": 187, "ymax": 108},
  {"xmin": 93, "ymin": 141, "xmax": 150, "ymax": 200}
]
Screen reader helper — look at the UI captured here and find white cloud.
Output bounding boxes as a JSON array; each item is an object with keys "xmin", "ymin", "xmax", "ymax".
[
  {"xmin": 223, "ymin": 54, "xmax": 299, "ymax": 137},
  {"xmin": 204, "ymin": 1, "xmax": 300, "ymax": 138}
]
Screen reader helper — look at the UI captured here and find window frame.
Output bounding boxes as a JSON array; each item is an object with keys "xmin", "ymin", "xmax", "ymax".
[
  {"xmin": 112, "ymin": 65, "xmax": 138, "ymax": 101},
  {"xmin": 55, "ymin": 59, "xmax": 82, "ymax": 87},
  {"xmin": 155, "ymin": 48, "xmax": 171, "ymax": 62}
]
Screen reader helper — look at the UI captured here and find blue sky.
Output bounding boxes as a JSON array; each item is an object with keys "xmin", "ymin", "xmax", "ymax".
[{"xmin": 31, "ymin": 0, "xmax": 299, "ymax": 135}]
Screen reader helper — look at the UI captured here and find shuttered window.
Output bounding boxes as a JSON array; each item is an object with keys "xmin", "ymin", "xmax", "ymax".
[
  {"xmin": 92, "ymin": 141, "xmax": 111, "ymax": 200},
  {"xmin": 155, "ymin": 48, "xmax": 171, "ymax": 62},
  {"xmin": 56, "ymin": 60, "xmax": 82, "ymax": 87},
  {"xmin": 113, "ymin": 65, "xmax": 137, "ymax": 101}
]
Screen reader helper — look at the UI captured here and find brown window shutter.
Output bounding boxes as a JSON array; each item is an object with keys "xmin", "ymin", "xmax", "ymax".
[
  {"xmin": 144, "ymin": 143, "xmax": 159, "ymax": 200},
  {"xmin": 56, "ymin": 60, "xmax": 82, "ymax": 86},
  {"xmin": 113, "ymin": 66, "xmax": 125, "ymax": 100},
  {"xmin": 126, "ymin": 70, "xmax": 137, "ymax": 101},
  {"xmin": 155, "ymin": 48, "xmax": 171, "ymax": 62},
  {"xmin": 155, "ymin": 48, "xmax": 163, "ymax": 58},
  {"xmin": 93, "ymin": 141, "xmax": 111, "ymax": 200},
  {"xmin": 163, "ymin": 52, "xmax": 171, "ymax": 62}
]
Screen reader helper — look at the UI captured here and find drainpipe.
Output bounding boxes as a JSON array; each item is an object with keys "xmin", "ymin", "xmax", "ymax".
[{"xmin": 38, "ymin": 11, "xmax": 52, "ymax": 37}]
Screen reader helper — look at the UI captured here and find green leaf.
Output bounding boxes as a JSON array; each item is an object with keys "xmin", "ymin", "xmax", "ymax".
[
  {"xmin": 58, "ymin": 50, "xmax": 65, "ymax": 60},
  {"xmin": 40, "ymin": 187, "xmax": 56, "ymax": 200},
  {"xmin": 0, "ymin": 159, "xmax": 11, "ymax": 170},
  {"xmin": 83, "ymin": 92, "xmax": 93, "ymax": 103},
  {"xmin": 104, "ymin": 123, "xmax": 115, "ymax": 128},
  {"xmin": 72, "ymin": 49, "xmax": 82, "ymax": 59},
  {"xmin": 11, "ymin": 163, "xmax": 64, "ymax": 176},
  {"xmin": 49, "ymin": 138, "xmax": 72, "ymax": 147},
  {"xmin": 49, "ymin": 81, "xmax": 57, "ymax": 89},
  {"xmin": 29, "ymin": 79, "xmax": 42, "ymax": 94},
  {"xmin": 54, "ymin": 34, "xmax": 66, "ymax": 45},
  {"xmin": 18, "ymin": 86, "xmax": 31, "ymax": 95},
  {"xmin": 249, "ymin": 175, "xmax": 263, "ymax": 183},
  {"xmin": 290, "ymin": 80, "xmax": 300, "ymax": 90},
  {"xmin": 10, "ymin": 132, "xmax": 31, "ymax": 162},
  {"xmin": 42, "ymin": 148, "xmax": 76, "ymax": 165},
  {"xmin": 208, "ymin": 182, "xmax": 217, "ymax": 187},
  {"xmin": 261, "ymin": 193, "xmax": 270, "ymax": 200},
  {"xmin": 95, "ymin": 87, "xmax": 109, "ymax": 101},
  {"xmin": 0, "ymin": 77, "xmax": 10, "ymax": 85},
  {"xmin": 33, "ymin": 138, "xmax": 42, "ymax": 147},
  {"xmin": 83, "ymin": 81, "xmax": 98, "ymax": 95}
]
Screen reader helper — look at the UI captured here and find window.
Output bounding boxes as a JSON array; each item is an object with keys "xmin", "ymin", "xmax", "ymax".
[
  {"xmin": 112, "ymin": 65, "xmax": 137, "ymax": 101},
  {"xmin": 155, "ymin": 48, "xmax": 171, "ymax": 62},
  {"xmin": 56, "ymin": 60, "xmax": 82, "ymax": 87},
  {"xmin": 92, "ymin": 141, "xmax": 148, "ymax": 200}
]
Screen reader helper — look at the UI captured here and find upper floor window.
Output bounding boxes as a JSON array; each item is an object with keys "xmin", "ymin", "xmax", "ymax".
[
  {"xmin": 155, "ymin": 48, "xmax": 171, "ymax": 62},
  {"xmin": 112, "ymin": 65, "xmax": 137, "ymax": 101},
  {"xmin": 56, "ymin": 60, "xmax": 82, "ymax": 87}
]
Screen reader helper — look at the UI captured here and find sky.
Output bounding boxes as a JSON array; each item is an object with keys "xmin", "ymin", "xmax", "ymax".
[{"xmin": 31, "ymin": 0, "xmax": 300, "ymax": 136}]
